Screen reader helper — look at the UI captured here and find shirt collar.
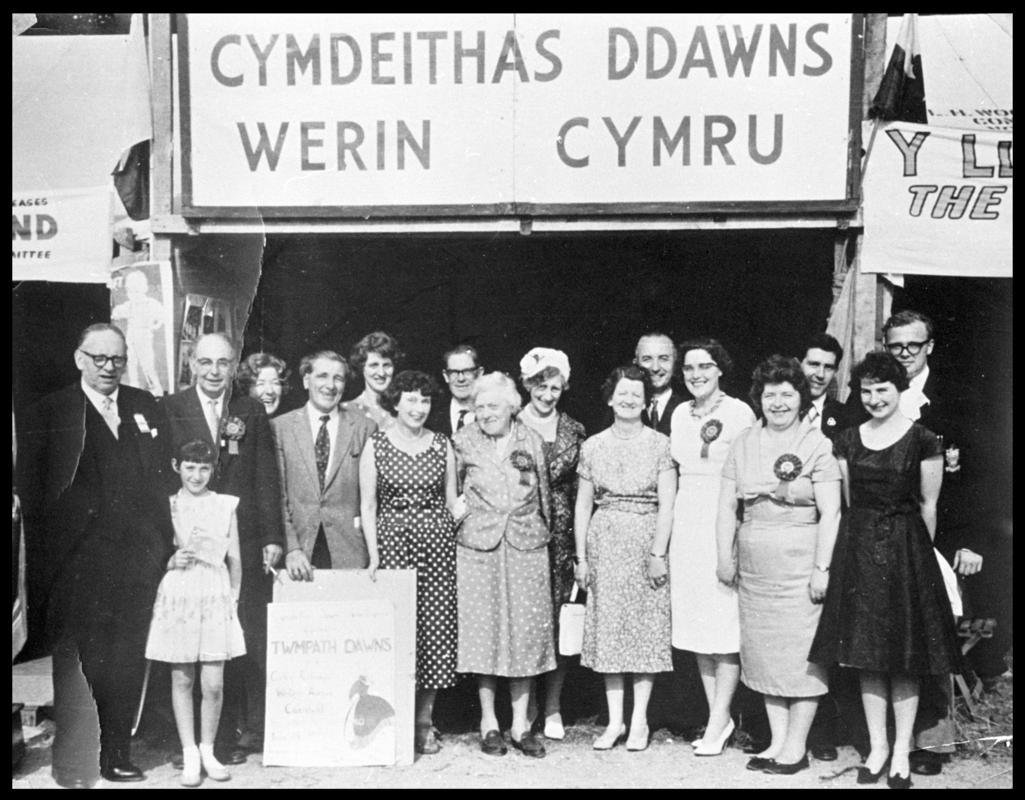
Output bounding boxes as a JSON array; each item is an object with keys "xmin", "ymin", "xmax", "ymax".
[
  {"xmin": 196, "ymin": 386, "xmax": 225, "ymax": 411},
  {"xmin": 81, "ymin": 378, "xmax": 119, "ymax": 411},
  {"xmin": 305, "ymin": 403, "xmax": 339, "ymax": 425},
  {"xmin": 908, "ymin": 365, "xmax": 930, "ymax": 396}
]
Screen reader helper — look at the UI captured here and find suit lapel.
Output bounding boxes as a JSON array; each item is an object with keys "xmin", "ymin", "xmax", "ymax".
[
  {"xmin": 187, "ymin": 386, "xmax": 218, "ymax": 447},
  {"xmin": 291, "ymin": 410, "xmax": 320, "ymax": 491}
]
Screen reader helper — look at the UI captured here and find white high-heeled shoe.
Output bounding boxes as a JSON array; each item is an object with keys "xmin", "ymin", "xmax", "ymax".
[
  {"xmin": 544, "ymin": 712, "xmax": 565, "ymax": 740},
  {"xmin": 694, "ymin": 719, "xmax": 735, "ymax": 757}
]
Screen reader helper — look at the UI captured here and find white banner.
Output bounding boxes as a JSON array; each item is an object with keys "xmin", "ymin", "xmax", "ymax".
[
  {"xmin": 179, "ymin": 13, "xmax": 858, "ymax": 215},
  {"xmin": 12, "ymin": 186, "xmax": 113, "ymax": 283},
  {"xmin": 862, "ymin": 122, "xmax": 1012, "ymax": 278}
]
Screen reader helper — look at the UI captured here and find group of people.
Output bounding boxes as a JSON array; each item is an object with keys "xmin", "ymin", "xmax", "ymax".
[{"xmin": 16, "ymin": 312, "xmax": 986, "ymax": 789}]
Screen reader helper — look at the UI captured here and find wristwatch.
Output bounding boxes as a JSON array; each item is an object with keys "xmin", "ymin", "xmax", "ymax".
[{"xmin": 814, "ymin": 564, "xmax": 830, "ymax": 573}]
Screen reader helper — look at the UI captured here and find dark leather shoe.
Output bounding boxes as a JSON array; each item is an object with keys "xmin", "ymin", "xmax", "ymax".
[
  {"xmin": 763, "ymin": 755, "xmax": 810, "ymax": 775},
  {"xmin": 215, "ymin": 747, "xmax": 248, "ymax": 766},
  {"xmin": 480, "ymin": 729, "xmax": 507, "ymax": 756},
  {"xmin": 811, "ymin": 744, "xmax": 838, "ymax": 761},
  {"xmin": 415, "ymin": 727, "xmax": 442, "ymax": 755},
  {"xmin": 887, "ymin": 772, "xmax": 913, "ymax": 790},
  {"xmin": 100, "ymin": 759, "xmax": 145, "ymax": 782},
  {"xmin": 510, "ymin": 731, "xmax": 546, "ymax": 758},
  {"xmin": 746, "ymin": 756, "xmax": 775, "ymax": 771},
  {"xmin": 909, "ymin": 750, "xmax": 944, "ymax": 776}
]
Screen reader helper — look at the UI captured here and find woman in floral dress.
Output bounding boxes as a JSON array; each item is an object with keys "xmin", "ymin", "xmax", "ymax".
[{"xmin": 574, "ymin": 365, "xmax": 676, "ymax": 752}]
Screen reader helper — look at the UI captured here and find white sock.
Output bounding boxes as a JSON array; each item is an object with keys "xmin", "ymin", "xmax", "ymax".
[
  {"xmin": 198, "ymin": 743, "xmax": 223, "ymax": 768},
  {"xmin": 182, "ymin": 745, "xmax": 200, "ymax": 773}
]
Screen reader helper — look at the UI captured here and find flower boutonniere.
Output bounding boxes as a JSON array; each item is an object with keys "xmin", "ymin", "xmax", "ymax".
[
  {"xmin": 220, "ymin": 415, "xmax": 246, "ymax": 455},
  {"xmin": 772, "ymin": 453, "xmax": 803, "ymax": 500},
  {"xmin": 509, "ymin": 449, "xmax": 535, "ymax": 486}
]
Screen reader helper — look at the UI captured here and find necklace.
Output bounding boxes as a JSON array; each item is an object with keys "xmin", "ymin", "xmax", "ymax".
[
  {"xmin": 690, "ymin": 391, "xmax": 725, "ymax": 420},
  {"xmin": 610, "ymin": 424, "xmax": 644, "ymax": 440}
]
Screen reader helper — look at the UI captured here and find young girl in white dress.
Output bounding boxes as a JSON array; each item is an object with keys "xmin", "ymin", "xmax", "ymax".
[{"xmin": 146, "ymin": 439, "xmax": 245, "ymax": 787}]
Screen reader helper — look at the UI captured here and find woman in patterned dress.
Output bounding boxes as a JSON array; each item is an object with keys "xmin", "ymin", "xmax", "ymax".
[
  {"xmin": 359, "ymin": 370, "xmax": 458, "ymax": 756},
  {"xmin": 517, "ymin": 347, "xmax": 586, "ymax": 741},
  {"xmin": 453, "ymin": 372, "xmax": 555, "ymax": 759},
  {"xmin": 670, "ymin": 338, "xmax": 755, "ymax": 755},
  {"xmin": 809, "ymin": 352, "xmax": 959, "ymax": 789},
  {"xmin": 716, "ymin": 356, "xmax": 841, "ymax": 775},
  {"xmin": 347, "ymin": 331, "xmax": 403, "ymax": 430},
  {"xmin": 574, "ymin": 365, "xmax": 676, "ymax": 752}
]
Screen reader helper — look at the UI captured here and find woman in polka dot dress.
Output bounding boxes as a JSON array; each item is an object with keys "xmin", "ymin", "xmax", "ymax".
[{"xmin": 359, "ymin": 370, "xmax": 458, "ymax": 756}]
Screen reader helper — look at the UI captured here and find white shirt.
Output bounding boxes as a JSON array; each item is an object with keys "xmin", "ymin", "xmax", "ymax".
[
  {"xmin": 807, "ymin": 395, "xmax": 827, "ymax": 429},
  {"xmin": 306, "ymin": 403, "xmax": 340, "ymax": 466},
  {"xmin": 197, "ymin": 388, "xmax": 225, "ymax": 440},
  {"xmin": 650, "ymin": 390, "xmax": 672, "ymax": 423},
  {"xmin": 899, "ymin": 365, "xmax": 931, "ymax": 422},
  {"xmin": 81, "ymin": 379, "xmax": 120, "ymax": 429},
  {"xmin": 450, "ymin": 400, "xmax": 475, "ymax": 433}
]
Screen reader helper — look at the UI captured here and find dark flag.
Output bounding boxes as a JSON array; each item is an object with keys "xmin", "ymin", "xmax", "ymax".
[
  {"xmin": 112, "ymin": 139, "xmax": 151, "ymax": 221},
  {"xmin": 869, "ymin": 14, "xmax": 927, "ymax": 123}
]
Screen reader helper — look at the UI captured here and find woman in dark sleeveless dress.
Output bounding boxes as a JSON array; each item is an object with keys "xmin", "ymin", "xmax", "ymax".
[
  {"xmin": 809, "ymin": 353, "xmax": 961, "ymax": 789},
  {"xmin": 359, "ymin": 370, "xmax": 458, "ymax": 756}
]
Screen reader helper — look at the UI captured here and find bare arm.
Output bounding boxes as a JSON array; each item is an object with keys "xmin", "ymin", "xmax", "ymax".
[
  {"xmin": 358, "ymin": 438, "xmax": 380, "ymax": 579},
  {"xmin": 808, "ymin": 480, "xmax": 841, "ymax": 603},
  {"xmin": 226, "ymin": 510, "xmax": 242, "ymax": 603},
  {"xmin": 573, "ymin": 477, "xmax": 594, "ymax": 589},
  {"xmin": 919, "ymin": 456, "xmax": 944, "ymax": 541},
  {"xmin": 715, "ymin": 476, "xmax": 740, "ymax": 586},
  {"xmin": 646, "ymin": 468, "xmax": 676, "ymax": 588}
]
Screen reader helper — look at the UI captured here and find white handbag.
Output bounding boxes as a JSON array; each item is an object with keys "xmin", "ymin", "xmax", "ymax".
[{"xmin": 558, "ymin": 584, "xmax": 586, "ymax": 657}]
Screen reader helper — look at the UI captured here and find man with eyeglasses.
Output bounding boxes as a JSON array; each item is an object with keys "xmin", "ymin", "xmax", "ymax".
[
  {"xmin": 849, "ymin": 310, "xmax": 983, "ymax": 777},
  {"xmin": 427, "ymin": 344, "xmax": 483, "ymax": 437},
  {"xmin": 16, "ymin": 323, "xmax": 172, "ymax": 787},
  {"xmin": 158, "ymin": 333, "xmax": 283, "ymax": 766}
]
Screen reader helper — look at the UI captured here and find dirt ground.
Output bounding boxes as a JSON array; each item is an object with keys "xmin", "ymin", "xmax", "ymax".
[{"xmin": 13, "ymin": 667, "xmax": 1012, "ymax": 790}]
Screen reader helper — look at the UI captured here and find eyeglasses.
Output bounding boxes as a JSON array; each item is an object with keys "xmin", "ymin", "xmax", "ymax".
[
  {"xmin": 885, "ymin": 341, "xmax": 930, "ymax": 356},
  {"xmin": 444, "ymin": 367, "xmax": 481, "ymax": 379},
  {"xmin": 79, "ymin": 350, "xmax": 127, "ymax": 369}
]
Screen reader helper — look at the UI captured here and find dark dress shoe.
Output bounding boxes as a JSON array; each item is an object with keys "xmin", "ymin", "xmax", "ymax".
[
  {"xmin": 857, "ymin": 764, "xmax": 888, "ymax": 784},
  {"xmin": 746, "ymin": 756, "xmax": 775, "ymax": 771},
  {"xmin": 480, "ymin": 729, "xmax": 507, "ymax": 756},
  {"xmin": 909, "ymin": 750, "xmax": 944, "ymax": 776},
  {"xmin": 810, "ymin": 744, "xmax": 838, "ymax": 761},
  {"xmin": 763, "ymin": 755, "xmax": 810, "ymax": 775},
  {"xmin": 214, "ymin": 747, "xmax": 248, "ymax": 766},
  {"xmin": 510, "ymin": 731, "xmax": 546, "ymax": 759},
  {"xmin": 100, "ymin": 759, "xmax": 145, "ymax": 782},
  {"xmin": 887, "ymin": 772, "xmax": 913, "ymax": 790},
  {"xmin": 415, "ymin": 727, "xmax": 442, "ymax": 755}
]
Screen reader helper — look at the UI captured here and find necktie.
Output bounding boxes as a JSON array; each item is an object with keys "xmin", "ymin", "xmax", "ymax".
[
  {"xmin": 649, "ymin": 401, "xmax": 660, "ymax": 431},
  {"xmin": 101, "ymin": 396, "xmax": 120, "ymax": 439},
  {"xmin": 206, "ymin": 399, "xmax": 220, "ymax": 444},
  {"xmin": 456, "ymin": 409, "xmax": 468, "ymax": 431},
  {"xmin": 315, "ymin": 415, "xmax": 331, "ymax": 491},
  {"xmin": 807, "ymin": 405, "xmax": 819, "ymax": 427}
]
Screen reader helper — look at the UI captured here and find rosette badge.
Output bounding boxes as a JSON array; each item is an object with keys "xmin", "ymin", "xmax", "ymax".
[
  {"xmin": 699, "ymin": 418, "xmax": 723, "ymax": 459},
  {"xmin": 220, "ymin": 415, "xmax": 247, "ymax": 455},
  {"xmin": 509, "ymin": 450, "xmax": 535, "ymax": 487},
  {"xmin": 772, "ymin": 453, "xmax": 803, "ymax": 500}
]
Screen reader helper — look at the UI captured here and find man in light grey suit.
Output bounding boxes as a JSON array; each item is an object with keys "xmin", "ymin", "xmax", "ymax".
[{"xmin": 271, "ymin": 350, "xmax": 377, "ymax": 580}]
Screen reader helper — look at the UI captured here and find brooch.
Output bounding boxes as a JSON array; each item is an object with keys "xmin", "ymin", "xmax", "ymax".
[{"xmin": 699, "ymin": 418, "xmax": 723, "ymax": 459}]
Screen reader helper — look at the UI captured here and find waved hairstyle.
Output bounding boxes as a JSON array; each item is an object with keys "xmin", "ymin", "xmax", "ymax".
[
  {"xmin": 749, "ymin": 355, "xmax": 813, "ymax": 419},
  {"xmin": 299, "ymin": 350, "xmax": 349, "ymax": 380},
  {"xmin": 521, "ymin": 365, "xmax": 569, "ymax": 392},
  {"xmin": 78, "ymin": 322, "xmax": 126, "ymax": 348},
  {"xmin": 176, "ymin": 438, "xmax": 217, "ymax": 465},
  {"xmin": 802, "ymin": 332, "xmax": 844, "ymax": 364},
  {"xmin": 236, "ymin": 352, "xmax": 291, "ymax": 396},
  {"xmin": 443, "ymin": 343, "xmax": 480, "ymax": 369},
  {"xmin": 470, "ymin": 371, "xmax": 522, "ymax": 415},
  {"xmin": 380, "ymin": 370, "xmax": 439, "ymax": 416},
  {"xmin": 883, "ymin": 309, "xmax": 934, "ymax": 341},
  {"xmin": 850, "ymin": 350, "xmax": 910, "ymax": 393},
  {"xmin": 600, "ymin": 364, "xmax": 654, "ymax": 406},
  {"xmin": 678, "ymin": 337, "xmax": 734, "ymax": 379},
  {"xmin": 350, "ymin": 331, "xmax": 404, "ymax": 374}
]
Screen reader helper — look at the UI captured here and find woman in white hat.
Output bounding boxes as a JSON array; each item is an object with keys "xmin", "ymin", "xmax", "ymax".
[{"xmin": 518, "ymin": 347, "xmax": 586, "ymax": 740}]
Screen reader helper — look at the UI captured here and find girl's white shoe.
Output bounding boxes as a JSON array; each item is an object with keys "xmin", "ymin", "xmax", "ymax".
[
  {"xmin": 198, "ymin": 743, "xmax": 231, "ymax": 782},
  {"xmin": 180, "ymin": 746, "xmax": 202, "ymax": 787}
]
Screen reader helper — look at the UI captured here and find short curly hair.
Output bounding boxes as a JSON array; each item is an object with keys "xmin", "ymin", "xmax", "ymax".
[
  {"xmin": 678, "ymin": 337, "xmax": 734, "ymax": 380},
  {"xmin": 350, "ymin": 331, "xmax": 404, "ymax": 374},
  {"xmin": 749, "ymin": 355, "xmax": 812, "ymax": 419},
  {"xmin": 521, "ymin": 365, "xmax": 569, "ymax": 393},
  {"xmin": 600, "ymin": 364, "xmax": 654, "ymax": 406},
  {"xmin": 850, "ymin": 350, "xmax": 910, "ymax": 393},
  {"xmin": 469, "ymin": 372, "xmax": 522, "ymax": 415},
  {"xmin": 236, "ymin": 352, "xmax": 291, "ymax": 396},
  {"xmin": 380, "ymin": 370, "xmax": 440, "ymax": 416}
]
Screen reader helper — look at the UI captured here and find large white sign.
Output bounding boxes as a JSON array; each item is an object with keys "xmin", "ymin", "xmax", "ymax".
[
  {"xmin": 862, "ymin": 122, "xmax": 1012, "ymax": 278},
  {"xmin": 12, "ymin": 186, "xmax": 112, "ymax": 283},
  {"xmin": 179, "ymin": 14, "xmax": 859, "ymax": 216}
]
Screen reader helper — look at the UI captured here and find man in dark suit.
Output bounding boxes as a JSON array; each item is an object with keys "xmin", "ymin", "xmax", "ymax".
[
  {"xmin": 635, "ymin": 332, "xmax": 685, "ymax": 436},
  {"xmin": 800, "ymin": 333, "xmax": 848, "ymax": 442},
  {"xmin": 17, "ymin": 323, "xmax": 172, "ymax": 787},
  {"xmin": 158, "ymin": 333, "xmax": 283, "ymax": 762},
  {"xmin": 426, "ymin": 344, "xmax": 482, "ymax": 437},
  {"xmin": 847, "ymin": 310, "xmax": 983, "ymax": 776}
]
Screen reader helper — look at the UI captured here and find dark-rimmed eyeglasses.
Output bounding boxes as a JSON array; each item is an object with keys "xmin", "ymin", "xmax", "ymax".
[
  {"xmin": 885, "ymin": 341, "xmax": 930, "ymax": 357},
  {"xmin": 79, "ymin": 350, "xmax": 127, "ymax": 369},
  {"xmin": 444, "ymin": 367, "xmax": 481, "ymax": 379}
]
